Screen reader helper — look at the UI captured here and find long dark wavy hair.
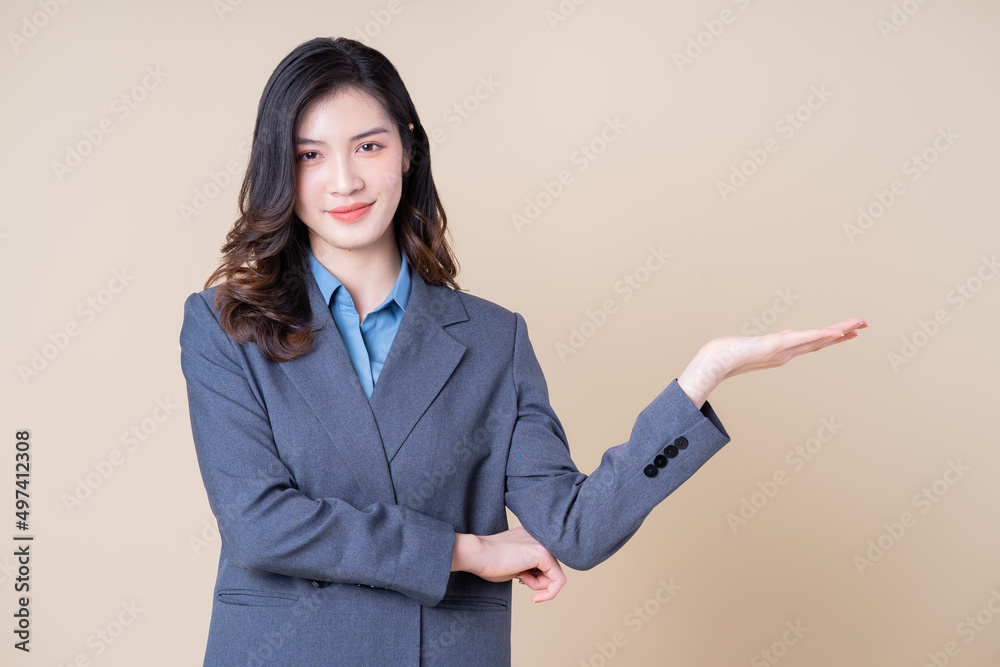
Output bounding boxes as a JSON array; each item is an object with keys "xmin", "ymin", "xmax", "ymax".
[{"xmin": 205, "ymin": 36, "xmax": 460, "ymax": 362}]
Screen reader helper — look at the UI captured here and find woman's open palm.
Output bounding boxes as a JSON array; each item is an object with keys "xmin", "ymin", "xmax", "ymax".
[
  {"xmin": 711, "ymin": 317, "xmax": 868, "ymax": 378},
  {"xmin": 679, "ymin": 318, "xmax": 868, "ymax": 406}
]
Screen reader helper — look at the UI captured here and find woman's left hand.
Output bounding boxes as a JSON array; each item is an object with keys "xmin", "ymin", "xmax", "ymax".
[{"xmin": 677, "ymin": 318, "xmax": 869, "ymax": 408}]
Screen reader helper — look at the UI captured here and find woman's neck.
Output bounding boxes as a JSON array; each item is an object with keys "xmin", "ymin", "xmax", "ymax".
[{"xmin": 311, "ymin": 237, "xmax": 402, "ymax": 322}]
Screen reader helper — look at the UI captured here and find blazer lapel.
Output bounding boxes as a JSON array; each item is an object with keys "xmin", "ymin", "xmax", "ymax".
[
  {"xmin": 278, "ymin": 256, "xmax": 469, "ymax": 506},
  {"xmin": 279, "ymin": 262, "xmax": 396, "ymax": 505},
  {"xmin": 369, "ymin": 268, "xmax": 468, "ymax": 463}
]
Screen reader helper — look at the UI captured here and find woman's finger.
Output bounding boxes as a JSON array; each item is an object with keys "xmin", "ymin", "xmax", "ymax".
[
  {"xmin": 782, "ymin": 326, "xmax": 862, "ymax": 357},
  {"xmin": 776, "ymin": 319, "xmax": 868, "ymax": 349},
  {"xmin": 517, "ymin": 570, "xmax": 541, "ymax": 588},
  {"xmin": 825, "ymin": 317, "xmax": 869, "ymax": 332},
  {"xmin": 516, "ymin": 561, "xmax": 566, "ymax": 603},
  {"xmin": 774, "ymin": 336, "xmax": 846, "ymax": 362},
  {"xmin": 774, "ymin": 322, "xmax": 865, "ymax": 354},
  {"xmin": 531, "ymin": 561, "xmax": 566, "ymax": 603}
]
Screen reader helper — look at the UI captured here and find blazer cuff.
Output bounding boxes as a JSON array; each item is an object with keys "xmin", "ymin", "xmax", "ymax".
[
  {"xmin": 388, "ymin": 513, "xmax": 456, "ymax": 607},
  {"xmin": 640, "ymin": 377, "xmax": 731, "ymax": 460},
  {"xmin": 623, "ymin": 377, "xmax": 732, "ymax": 491}
]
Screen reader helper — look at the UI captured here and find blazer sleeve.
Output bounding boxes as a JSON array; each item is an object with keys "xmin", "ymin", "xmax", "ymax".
[
  {"xmin": 504, "ymin": 312, "xmax": 732, "ymax": 571},
  {"xmin": 179, "ymin": 291, "xmax": 456, "ymax": 608}
]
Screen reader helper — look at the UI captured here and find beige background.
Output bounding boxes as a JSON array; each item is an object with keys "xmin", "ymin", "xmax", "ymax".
[{"xmin": 3, "ymin": 0, "xmax": 999, "ymax": 664}]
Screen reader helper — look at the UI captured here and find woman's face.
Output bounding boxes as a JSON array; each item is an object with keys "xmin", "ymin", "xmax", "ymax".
[{"xmin": 293, "ymin": 87, "xmax": 411, "ymax": 266}]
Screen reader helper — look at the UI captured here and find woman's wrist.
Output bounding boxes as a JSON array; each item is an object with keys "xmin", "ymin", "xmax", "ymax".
[
  {"xmin": 677, "ymin": 344, "xmax": 727, "ymax": 409},
  {"xmin": 450, "ymin": 532, "xmax": 482, "ymax": 573}
]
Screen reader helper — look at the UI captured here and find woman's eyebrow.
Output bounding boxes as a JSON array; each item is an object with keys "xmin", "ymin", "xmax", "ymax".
[{"xmin": 295, "ymin": 127, "xmax": 390, "ymax": 145}]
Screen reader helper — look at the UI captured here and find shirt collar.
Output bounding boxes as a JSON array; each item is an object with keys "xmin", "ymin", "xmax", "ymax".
[{"xmin": 307, "ymin": 246, "xmax": 411, "ymax": 314}]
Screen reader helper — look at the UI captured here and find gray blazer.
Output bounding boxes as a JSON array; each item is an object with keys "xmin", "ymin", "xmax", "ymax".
[{"xmin": 179, "ymin": 258, "xmax": 731, "ymax": 666}]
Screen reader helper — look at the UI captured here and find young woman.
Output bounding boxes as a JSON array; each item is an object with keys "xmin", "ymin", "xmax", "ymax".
[{"xmin": 179, "ymin": 36, "xmax": 866, "ymax": 666}]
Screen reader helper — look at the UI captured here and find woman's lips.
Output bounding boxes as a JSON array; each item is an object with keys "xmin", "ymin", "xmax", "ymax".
[{"xmin": 327, "ymin": 202, "xmax": 373, "ymax": 222}]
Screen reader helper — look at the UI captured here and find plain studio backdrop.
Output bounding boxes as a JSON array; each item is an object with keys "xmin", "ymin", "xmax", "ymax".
[{"xmin": 3, "ymin": 0, "xmax": 999, "ymax": 665}]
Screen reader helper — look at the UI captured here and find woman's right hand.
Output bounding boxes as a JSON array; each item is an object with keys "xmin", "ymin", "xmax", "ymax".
[{"xmin": 451, "ymin": 526, "xmax": 566, "ymax": 603}]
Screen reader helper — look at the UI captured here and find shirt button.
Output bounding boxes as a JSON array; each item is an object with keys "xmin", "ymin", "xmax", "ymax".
[{"xmin": 643, "ymin": 464, "xmax": 658, "ymax": 478}]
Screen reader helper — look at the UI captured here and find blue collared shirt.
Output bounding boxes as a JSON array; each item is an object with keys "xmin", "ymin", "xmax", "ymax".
[{"xmin": 308, "ymin": 247, "xmax": 411, "ymax": 400}]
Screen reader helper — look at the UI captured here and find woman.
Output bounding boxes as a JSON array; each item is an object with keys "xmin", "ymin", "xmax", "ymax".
[{"xmin": 179, "ymin": 36, "xmax": 866, "ymax": 666}]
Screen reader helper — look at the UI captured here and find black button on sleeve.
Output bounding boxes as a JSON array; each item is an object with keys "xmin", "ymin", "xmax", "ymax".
[
  {"xmin": 643, "ymin": 464, "xmax": 658, "ymax": 478},
  {"xmin": 665, "ymin": 445, "xmax": 679, "ymax": 458},
  {"xmin": 674, "ymin": 436, "xmax": 688, "ymax": 449},
  {"xmin": 654, "ymin": 454, "xmax": 668, "ymax": 468}
]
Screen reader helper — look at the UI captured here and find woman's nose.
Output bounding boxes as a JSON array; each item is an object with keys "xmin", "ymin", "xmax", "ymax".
[{"xmin": 326, "ymin": 153, "xmax": 364, "ymax": 195}]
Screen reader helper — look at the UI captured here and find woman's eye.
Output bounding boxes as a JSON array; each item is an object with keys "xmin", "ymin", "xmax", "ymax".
[
  {"xmin": 298, "ymin": 151, "xmax": 319, "ymax": 161},
  {"xmin": 358, "ymin": 143, "xmax": 381, "ymax": 153}
]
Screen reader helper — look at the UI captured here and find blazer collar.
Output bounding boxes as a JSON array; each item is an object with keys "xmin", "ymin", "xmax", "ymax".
[{"xmin": 279, "ymin": 254, "xmax": 469, "ymax": 505}]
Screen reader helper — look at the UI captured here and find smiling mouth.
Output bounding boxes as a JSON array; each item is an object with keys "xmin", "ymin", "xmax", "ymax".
[
  {"xmin": 329, "ymin": 201, "xmax": 374, "ymax": 214},
  {"xmin": 327, "ymin": 202, "xmax": 374, "ymax": 222}
]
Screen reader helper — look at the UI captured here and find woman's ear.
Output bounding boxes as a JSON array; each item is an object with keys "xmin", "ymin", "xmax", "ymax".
[{"xmin": 403, "ymin": 123, "xmax": 414, "ymax": 173}]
